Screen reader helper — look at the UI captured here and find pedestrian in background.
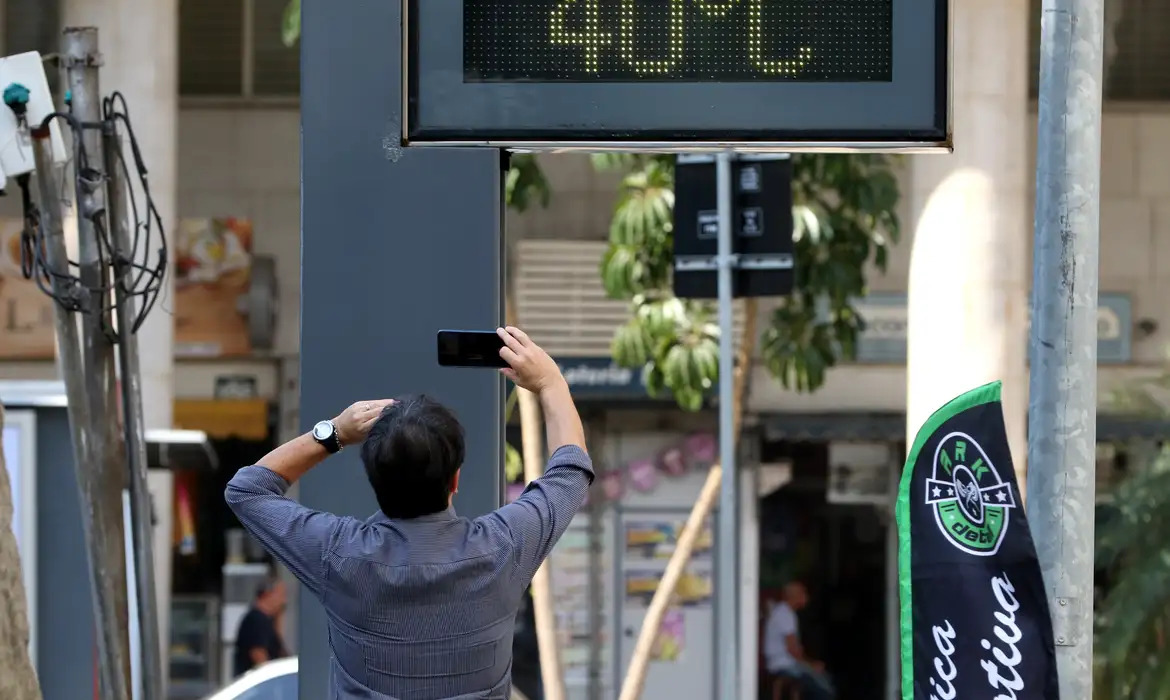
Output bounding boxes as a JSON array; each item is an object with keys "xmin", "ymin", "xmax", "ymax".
[
  {"xmin": 231, "ymin": 573, "xmax": 289, "ymax": 677},
  {"xmin": 763, "ymin": 581, "xmax": 835, "ymax": 700}
]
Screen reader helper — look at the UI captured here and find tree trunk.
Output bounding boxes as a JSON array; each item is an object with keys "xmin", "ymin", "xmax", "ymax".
[
  {"xmin": 618, "ymin": 298, "xmax": 758, "ymax": 700},
  {"xmin": 505, "ymin": 298, "xmax": 566, "ymax": 700},
  {"xmin": 518, "ymin": 386, "xmax": 567, "ymax": 700},
  {"xmin": 0, "ymin": 404, "xmax": 43, "ymax": 700}
]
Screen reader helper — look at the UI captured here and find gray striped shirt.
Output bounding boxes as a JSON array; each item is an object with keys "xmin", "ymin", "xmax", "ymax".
[{"xmin": 225, "ymin": 445, "xmax": 594, "ymax": 700}]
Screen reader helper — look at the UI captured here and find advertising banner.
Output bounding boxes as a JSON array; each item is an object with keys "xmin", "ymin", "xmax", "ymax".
[{"xmin": 896, "ymin": 381, "xmax": 1059, "ymax": 700}]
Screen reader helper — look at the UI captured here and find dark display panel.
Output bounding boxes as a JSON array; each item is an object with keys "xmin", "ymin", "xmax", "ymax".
[
  {"xmin": 463, "ymin": 0, "xmax": 892, "ymax": 82},
  {"xmin": 407, "ymin": 0, "xmax": 949, "ymax": 146}
]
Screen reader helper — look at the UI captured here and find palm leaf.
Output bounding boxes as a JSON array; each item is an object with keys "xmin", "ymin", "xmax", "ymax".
[
  {"xmin": 1095, "ymin": 421, "xmax": 1170, "ymax": 696},
  {"xmin": 595, "ymin": 152, "xmax": 902, "ymax": 407},
  {"xmin": 281, "ymin": 0, "xmax": 301, "ymax": 47},
  {"xmin": 505, "ymin": 154, "xmax": 551, "ymax": 213}
]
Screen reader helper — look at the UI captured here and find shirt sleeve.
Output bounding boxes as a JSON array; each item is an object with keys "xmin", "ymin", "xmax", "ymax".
[
  {"xmin": 224, "ymin": 465, "xmax": 347, "ymax": 599},
  {"xmin": 484, "ymin": 445, "xmax": 594, "ymax": 582}
]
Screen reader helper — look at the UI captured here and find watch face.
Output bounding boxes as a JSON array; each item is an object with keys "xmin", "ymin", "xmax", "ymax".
[{"xmin": 312, "ymin": 420, "xmax": 334, "ymax": 441}]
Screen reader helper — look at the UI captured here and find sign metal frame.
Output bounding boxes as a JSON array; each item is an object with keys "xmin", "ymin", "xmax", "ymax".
[{"xmin": 403, "ymin": 0, "xmax": 953, "ymax": 152}]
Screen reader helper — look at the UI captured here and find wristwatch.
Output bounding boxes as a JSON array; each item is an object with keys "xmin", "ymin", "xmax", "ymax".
[{"xmin": 311, "ymin": 419, "xmax": 342, "ymax": 454}]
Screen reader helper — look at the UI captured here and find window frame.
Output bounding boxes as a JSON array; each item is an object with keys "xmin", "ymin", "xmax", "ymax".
[{"xmin": 179, "ymin": 0, "xmax": 300, "ymax": 105}]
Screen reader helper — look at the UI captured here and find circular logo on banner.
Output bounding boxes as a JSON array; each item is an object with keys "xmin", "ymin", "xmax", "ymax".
[{"xmin": 925, "ymin": 432, "xmax": 1017, "ymax": 556}]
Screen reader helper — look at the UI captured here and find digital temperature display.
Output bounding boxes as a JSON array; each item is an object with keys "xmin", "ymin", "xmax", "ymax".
[
  {"xmin": 407, "ymin": 0, "xmax": 948, "ymax": 148},
  {"xmin": 463, "ymin": 0, "xmax": 892, "ymax": 82}
]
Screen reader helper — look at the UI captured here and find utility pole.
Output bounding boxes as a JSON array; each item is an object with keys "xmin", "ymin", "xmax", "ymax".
[
  {"xmin": 61, "ymin": 27, "xmax": 134, "ymax": 700},
  {"xmin": 1026, "ymin": 0, "xmax": 1103, "ymax": 698},
  {"xmin": 714, "ymin": 150, "xmax": 738, "ymax": 700},
  {"xmin": 11, "ymin": 27, "xmax": 162, "ymax": 700},
  {"xmin": 104, "ymin": 116, "xmax": 165, "ymax": 700}
]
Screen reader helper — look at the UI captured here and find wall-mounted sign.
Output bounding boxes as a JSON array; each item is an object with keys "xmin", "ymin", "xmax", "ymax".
[
  {"xmin": 558, "ymin": 358, "xmax": 651, "ymax": 399},
  {"xmin": 673, "ymin": 154, "xmax": 794, "ymax": 299},
  {"xmin": 406, "ymin": 0, "xmax": 949, "ymax": 149},
  {"xmin": 854, "ymin": 292, "xmax": 1133, "ymax": 364},
  {"xmin": 504, "ymin": 359, "xmax": 650, "ymax": 401}
]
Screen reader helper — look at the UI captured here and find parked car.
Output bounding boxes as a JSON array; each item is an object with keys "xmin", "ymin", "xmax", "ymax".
[
  {"xmin": 204, "ymin": 658, "xmax": 297, "ymax": 700},
  {"xmin": 204, "ymin": 657, "xmax": 531, "ymax": 700}
]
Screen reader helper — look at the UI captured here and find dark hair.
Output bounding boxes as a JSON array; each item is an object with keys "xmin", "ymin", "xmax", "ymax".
[{"xmin": 361, "ymin": 394, "xmax": 465, "ymax": 518}]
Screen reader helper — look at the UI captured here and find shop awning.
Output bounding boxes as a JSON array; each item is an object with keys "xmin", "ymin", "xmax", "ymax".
[
  {"xmin": 1, "ymin": 381, "xmax": 219, "ymax": 469},
  {"xmin": 146, "ymin": 429, "xmax": 218, "ymax": 471}
]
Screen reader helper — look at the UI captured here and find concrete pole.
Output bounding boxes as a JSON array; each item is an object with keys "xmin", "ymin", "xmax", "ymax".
[
  {"xmin": 1027, "ymin": 0, "xmax": 1104, "ymax": 692},
  {"xmin": 62, "ymin": 28, "xmax": 134, "ymax": 700},
  {"xmin": 905, "ymin": 0, "xmax": 1030, "ymax": 483},
  {"xmin": 63, "ymin": 0, "xmax": 179, "ymax": 686}
]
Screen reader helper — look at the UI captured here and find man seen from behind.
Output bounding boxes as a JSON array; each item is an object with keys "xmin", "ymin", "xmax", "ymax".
[{"xmin": 225, "ymin": 327, "xmax": 591, "ymax": 699}]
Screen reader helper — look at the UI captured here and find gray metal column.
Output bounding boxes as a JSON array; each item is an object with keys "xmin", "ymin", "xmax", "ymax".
[
  {"xmin": 1027, "ymin": 0, "xmax": 1104, "ymax": 692},
  {"xmin": 298, "ymin": 1, "xmax": 504, "ymax": 697},
  {"xmin": 714, "ymin": 151, "xmax": 738, "ymax": 700}
]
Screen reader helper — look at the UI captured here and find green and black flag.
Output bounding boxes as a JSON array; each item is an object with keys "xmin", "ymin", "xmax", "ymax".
[{"xmin": 896, "ymin": 381, "xmax": 1059, "ymax": 700}]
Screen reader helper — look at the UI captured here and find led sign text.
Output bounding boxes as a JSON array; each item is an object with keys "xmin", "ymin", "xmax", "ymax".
[{"xmin": 463, "ymin": 0, "xmax": 893, "ymax": 82}]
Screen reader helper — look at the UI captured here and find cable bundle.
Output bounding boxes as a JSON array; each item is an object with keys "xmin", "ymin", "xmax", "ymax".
[{"xmin": 15, "ymin": 90, "xmax": 168, "ymax": 339}]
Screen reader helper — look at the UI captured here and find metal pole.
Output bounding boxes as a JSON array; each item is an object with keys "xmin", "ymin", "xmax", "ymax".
[
  {"xmin": 1027, "ymin": 0, "xmax": 1103, "ymax": 694},
  {"xmin": 63, "ymin": 26, "xmax": 134, "ymax": 700},
  {"xmin": 29, "ymin": 124, "xmax": 120, "ymax": 694},
  {"xmin": 715, "ymin": 150, "xmax": 738, "ymax": 700},
  {"xmin": 104, "ymin": 120, "xmax": 164, "ymax": 700}
]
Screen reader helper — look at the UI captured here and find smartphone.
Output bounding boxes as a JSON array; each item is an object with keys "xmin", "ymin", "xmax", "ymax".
[{"xmin": 437, "ymin": 330, "xmax": 508, "ymax": 368}]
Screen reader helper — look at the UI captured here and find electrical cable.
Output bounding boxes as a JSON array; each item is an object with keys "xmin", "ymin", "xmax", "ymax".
[
  {"xmin": 12, "ymin": 90, "xmax": 169, "ymax": 338},
  {"xmin": 105, "ymin": 91, "xmax": 169, "ymax": 331}
]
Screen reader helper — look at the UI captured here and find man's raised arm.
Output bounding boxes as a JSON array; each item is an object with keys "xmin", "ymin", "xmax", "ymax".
[
  {"xmin": 539, "ymin": 372, "xmax": 586, "ymax": 454},
  {"xmin": 489, "ymin": 327, "xmax": 593, "ymax": 579},
  {"xmin": 225, "ymin": 399, "xmax": 394, "ymax": 597}
]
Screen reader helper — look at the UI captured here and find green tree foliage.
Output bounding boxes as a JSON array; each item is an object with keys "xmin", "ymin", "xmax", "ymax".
[
  {"xmin": 504, "ymin": 154, "xmax": 552, "ymax": 212},
  {"xmin": 503, "ymin": 389, "xmax": 524, "ymax": 482},
  {"xmin": 598, "ymin": 153, "xmax": 901, "ymax": 409},
  {"xmin": 1088, "ymin": 375, "xmax": 1170, "ymax": 699},
  {"xmin": 1095, "ymin": 443, "xmax": 1170, "ymax": 698},
  {"xmin": 282, "ymin": 0, "xmax": 300, "ymax": 47}
]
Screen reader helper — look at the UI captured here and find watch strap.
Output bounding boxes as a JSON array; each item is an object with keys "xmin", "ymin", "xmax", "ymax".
[{"xmin": 315, "ymin": 420, "xmax": 343, "ymax": 454}]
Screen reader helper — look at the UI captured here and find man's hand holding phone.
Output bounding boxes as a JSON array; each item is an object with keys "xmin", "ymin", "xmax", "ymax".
[
  {"xmin": 496, "ymin": 326, "xmax": 564, "ymax": 394},
  {"xmin": 497, "ymin": 326, "xmax": 585, "ymax": 453}
]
